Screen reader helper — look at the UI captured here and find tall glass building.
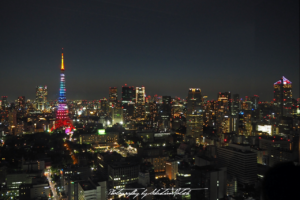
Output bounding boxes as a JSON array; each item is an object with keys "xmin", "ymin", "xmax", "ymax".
[
  {"xmin": 186, "ymin": 88, "xmax": 203, "ymax": 143},
  {"xmin": 274, "ymin": 76, "xmax": 293, "ymax": 117},
  {"xmin": 35, "ymin": 85, "xmax": 47, "ymax": 110}
]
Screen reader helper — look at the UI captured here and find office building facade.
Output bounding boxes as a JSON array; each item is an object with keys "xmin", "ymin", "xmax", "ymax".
[
  {"xmin": 35, "ymin": 86, "xmax": 47, "ymax": 110},
  {"xmin": 136, "ymin": 87, "xmax": 145, "ymax": 104},
  {"xmin": 186, "ymin": 88, "xmax": 203, "ymax": 142},
  {"xmin": 274, "ymin": 76, "xmax": 293, "ymax": 117}
]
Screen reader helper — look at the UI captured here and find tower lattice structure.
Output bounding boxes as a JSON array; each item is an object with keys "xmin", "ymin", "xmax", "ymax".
[{"xmin": 51, "ymin": 49, "xmax": 75, "ymax": 132}]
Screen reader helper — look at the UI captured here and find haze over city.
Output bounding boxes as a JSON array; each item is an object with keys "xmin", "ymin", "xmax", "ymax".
[{"xmin": 0, "ymin": 0, "xmax": 298, "ymax": 101}]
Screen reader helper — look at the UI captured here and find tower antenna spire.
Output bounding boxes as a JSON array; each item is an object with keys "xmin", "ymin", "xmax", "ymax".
[{"xmin": 61, "ymin": 48, "xmax": 64, "ymax": 71}]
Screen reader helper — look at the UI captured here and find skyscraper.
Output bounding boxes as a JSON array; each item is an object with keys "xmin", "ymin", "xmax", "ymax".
[
  {"xmin": 136, "ymin": 87, "xmax": 145, "ymax": 104},
  {"xmin": 1, "ymin": 96, "xmax": 8, "ymax": 109},
  {"xmin": 186, "ymin": 88, "xmax": 203, "ymax": 142},
  {"xmin": 100, "ymin": 98, "xmax": 108, "ymax": 114},
  {"xmin": 217, "ymin": 92, "xmax": 231, "ymax": 115},
  {"xmin": 52, "ymin": 49, "xmax": 74, "ymax": 133},
  {"xmin": 108, "ymin": 87, "xmax": 118, "ymax": 118},
  {"xmin": 134, "ymin": 87, "xmax": 146, "ymax": 122},
  {"xmin": 216, "ymin": 92, "xmax": 235, "ymax": 134},
  {"xmin": 112, "ymin": 102, "xmax": 123, "ymax": 125},
  {"xmin": 121, "ymin": 84, "xmax": 135, "ymax": 106},
  {"xmin": 109, "ymin": 87, "xmax": 118, "ymax": 103},
  {"xmin": 159, "ymin": 96, "xmax": 172, "ymax": 130},
  {"xmin": 35, "ymin": 86, "xmax": 47, "ymax": 110},
  {"xmin": 250, "ymin": 95, "xmax": 259, "ymax": 110},
  {"xmin": 232, "ymin": 94, "xmax": 240, "ymax": 115},
  {"xmin": 18, "ymin": 96, "xmax": 25, "ymax": 110},
  {"xmin": 274, "ymin": 76, "xmax": 292, "ymax": 117},
  {"xmin": 121, "ymin": 84, "xmax": 135, "ymax": 124}
]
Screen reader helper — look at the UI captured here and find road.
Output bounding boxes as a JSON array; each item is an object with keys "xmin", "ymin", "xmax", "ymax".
[
  {"xmin": 46, "ymin": 172, "xmax": 60, "ymax": 200},
  {"xmin": 64, "ymin": 143, "xmax": 78, "ymax": 164}
]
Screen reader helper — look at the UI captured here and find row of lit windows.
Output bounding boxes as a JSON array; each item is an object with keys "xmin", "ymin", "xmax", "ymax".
[{"xmin": 177, "ymin": 174, "xmax": 191, "ymax": 177}]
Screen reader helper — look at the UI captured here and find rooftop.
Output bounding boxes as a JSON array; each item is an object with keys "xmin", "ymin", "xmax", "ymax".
[
  {"xmin": 79, "ymin": 181, "xmax": 95, "ymax": 191},
  {"xmin": 274, "ymin": 76, "xmax": 292, "ymax": 85}
]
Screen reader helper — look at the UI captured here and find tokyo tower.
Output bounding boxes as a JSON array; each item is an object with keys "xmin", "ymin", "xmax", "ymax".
[{"xmin": 51, "ymin": 48, "xmax": 75, "ymax": 133}]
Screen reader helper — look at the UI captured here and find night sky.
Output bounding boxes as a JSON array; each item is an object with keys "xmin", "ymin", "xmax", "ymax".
[{"xmin": 0, "ymin": 0, "xmax": 299, "ymax": 101}]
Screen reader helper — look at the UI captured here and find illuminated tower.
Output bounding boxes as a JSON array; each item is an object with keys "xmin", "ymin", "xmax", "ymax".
[{"xmin": 51, "ymin": 49, "xmax": 74, "ymax": 133}]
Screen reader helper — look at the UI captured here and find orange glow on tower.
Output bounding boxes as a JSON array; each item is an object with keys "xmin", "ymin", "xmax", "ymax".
[{"xmin": 61, "ymin": 48, "xmax": 64, "ymax": 71}]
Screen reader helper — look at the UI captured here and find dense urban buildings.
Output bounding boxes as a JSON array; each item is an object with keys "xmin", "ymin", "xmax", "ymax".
[
  {"xmin": 1, "ymin": 0, "xmax": 298, "ymax": 199},
  {"xmin": 0, "ymin": 50, "xmax": 299, "ymax": 200}
]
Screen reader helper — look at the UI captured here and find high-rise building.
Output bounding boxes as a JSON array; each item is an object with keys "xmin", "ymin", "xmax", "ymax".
[
  {"xmin": 109, "ymin": 87, "xmax": 118, "ymax": 117},
  {"xmin": 112, "ymin": 102, "xmax": 123, "ymax": 125},
  {"xmin": 216, "ymin": 92, "xmax": 232, "ymax": 134},
  {"xmin": 135, "ymin": 103, "xmax": 146, "ymax": 121},
  {"xmin": 8, "ymin": 110, "xmax": 17, "ymax": 135},
  {"xmin": 159, "ymin": 96, "xmax": 172, "ymax": 130},
  {"xmin": 161, "ymin": 96, "xmax": 172, "ymax": 115},
  {"xmin": 191, "ymin": 166, "xmax": 227, "ymax": 200},
  {"xmin": 18, "ymin": 96, "xmax": 25, "ymax": 110},
  {"xmin": 1, "ymin": 96, "xmax": 8, "ymax": 109},
  {"xmin": 100, "ymin": 98, "xmax": 108, "ymax": 114},
  {"xmin": 232, "ymin": 94, "xmax": 240, "ymax": 115},
  {"xmin": 108, "ymin": 158, "xmax": 140, "ymax": 189},
  {"xmin": 121, "ymin": 84, "xmax": 135, "ymax": 105},
  {"xmin": 35, "ymin": 86, "xmax": 47, "ymax": 110},
  {"xmin": 186, "ymin": 88, "xmax": 203, "ymax": 142},
  {"xmin": 136, "ymin": 87, "xmax": 145, "ymax": 104},
  {"xmin": 51, "ymin": 49, "xmax": 74, "ymax": 133},
  {"xmin": 109, "ymin": 87, "xmax": 118, "ymax": 103},
  {"xmin": 217, "ymin": 143, "xmax": 257, "ymax": 185},
  {"xmin": 217, "ymin": 92, "xmax": 231, "ymax": 114},
  {"xmin": 166, "ymin": 159, "xmax": 182, "ymax": 180},
  {"xmin": 121, "ymin": 84, "xmax": 135, "ymax": 124},
  {"xmin": 274, "ymin": 76, "xmax": 293, "ymax": 117},
  {"xmin": 134, "ymin": 87, "xmax": 146, "ymax": 122},
  {"xmin": 251, "ymin": 95, "xmax": 259, "ymax": 110}
]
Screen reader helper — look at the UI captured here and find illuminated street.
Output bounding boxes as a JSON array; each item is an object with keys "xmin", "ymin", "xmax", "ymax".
[{"xmin": 46, "ymin": 172, "xmax": 60, "ymax": 200}]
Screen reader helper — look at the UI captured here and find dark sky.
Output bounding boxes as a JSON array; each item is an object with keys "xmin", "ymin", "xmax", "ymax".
[{"xmin": 0, "ymin": 0, "xmax": 299, "ymax": 101}]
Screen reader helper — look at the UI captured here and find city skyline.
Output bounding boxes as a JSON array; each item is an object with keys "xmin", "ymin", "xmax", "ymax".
[
  {"xmin": 1, "ymin": 1, "xmax": 299, "ymax": 200},
  {"xmin": 0, "ymin": 0, "xmax": 299, "ymax": 101}
]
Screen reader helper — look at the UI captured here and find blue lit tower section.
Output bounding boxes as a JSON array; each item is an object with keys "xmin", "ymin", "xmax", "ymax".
[
  {"xmin": 58, "ymin": 50, "xmax": 67, "ymax": 119},
  {"xmin": 51, "ymin": 49, "xmax": 74, "ymax": 133}
]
